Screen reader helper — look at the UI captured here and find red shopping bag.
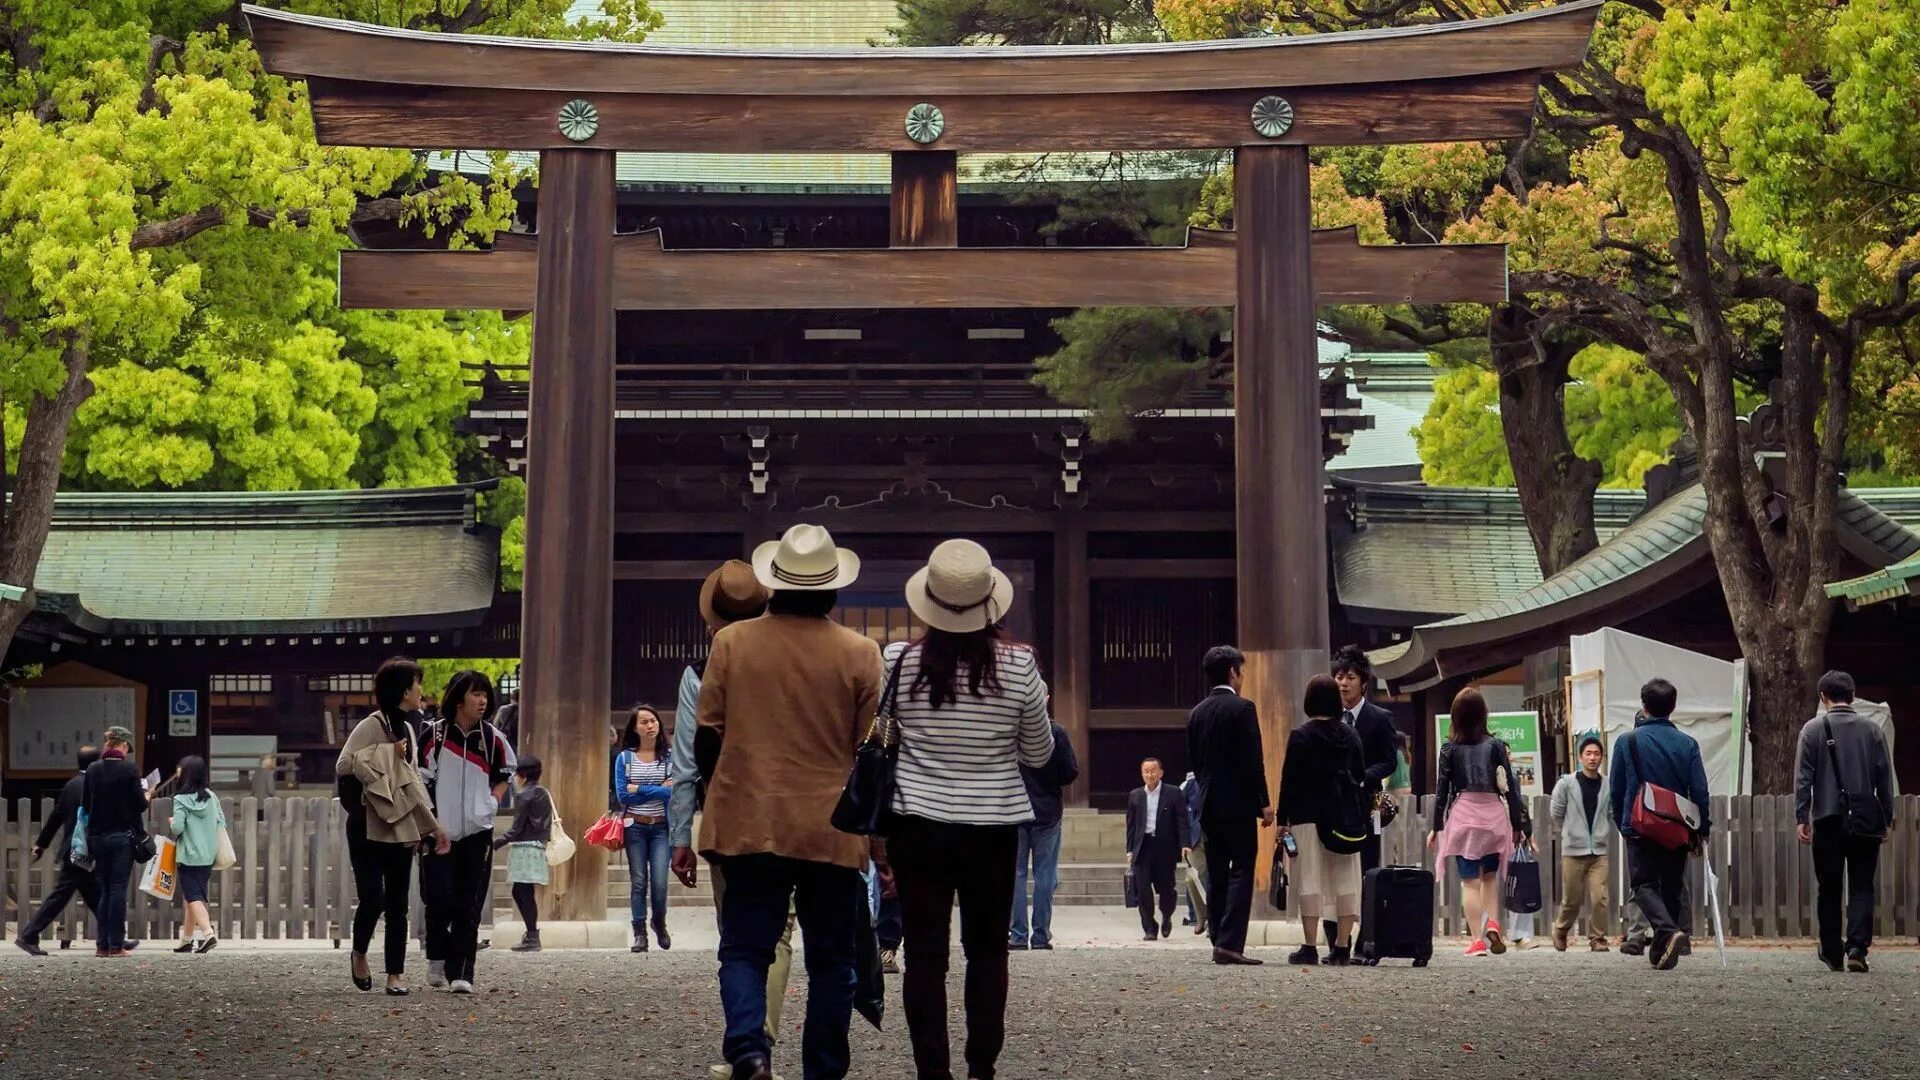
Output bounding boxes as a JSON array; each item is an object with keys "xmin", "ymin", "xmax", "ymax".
[{"xmin": 584, "ymin": 813, "xmax": 626, "ymax": 851}]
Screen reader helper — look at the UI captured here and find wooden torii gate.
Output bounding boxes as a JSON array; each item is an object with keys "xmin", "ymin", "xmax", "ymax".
[{"xmin": 246, "ymin": 1, "xmax": 1600, "ymax": 918}]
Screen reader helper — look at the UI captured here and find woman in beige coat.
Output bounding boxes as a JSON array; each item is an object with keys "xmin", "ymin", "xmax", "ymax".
[{"xmin": 336, "ymin": 657, "xmax": 447, "ymax": 995}]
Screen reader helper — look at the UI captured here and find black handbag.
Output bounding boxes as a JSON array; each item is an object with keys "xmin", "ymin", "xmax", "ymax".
[
  {"xmin": 853, "ymin": 890, "xmax": 885, "ymax": 1030},
  {"xmin": 1823, "ymin": 715, "xmax": 1888, "ymax": 838},
  {"xmin": 831, "ymin": 650, "xmax": 906, "ymax": 836},
  {"xmin": 1268, "ymin": 838, "xmax": 1289, "ymax": 910},
  {"xmin": 1502, "ymin": 846, "xmax": 1543, "ymax": 914},
  {"xmin": 132, "ymin": 830, "xmax": 157, "ymax": 864}
]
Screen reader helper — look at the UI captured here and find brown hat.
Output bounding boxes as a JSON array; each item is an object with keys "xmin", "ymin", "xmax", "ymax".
[{"xmin": 699, "ymin": 559, "xmax": 772, "ymax": 630}]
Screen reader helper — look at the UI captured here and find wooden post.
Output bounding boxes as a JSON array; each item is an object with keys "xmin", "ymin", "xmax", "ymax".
[
  {"xmin": 522, "ymin": 148, "xmax": 617, "ymax": 921},
  {"xmin": 889, "ymin": 151, "xmax": 959, "ymax": 249},
  {"xmin": 1052, "ymin": 519, "xmax": 1092, "ymax": 807},
  {"xmin": 1234, "ymin": 146, "xmax": 1327, "ymax": 893}
]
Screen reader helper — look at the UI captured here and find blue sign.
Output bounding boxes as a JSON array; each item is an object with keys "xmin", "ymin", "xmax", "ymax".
[{"xmin": 169, "ymin": 689, "xmax": 197, "ymax": 736}]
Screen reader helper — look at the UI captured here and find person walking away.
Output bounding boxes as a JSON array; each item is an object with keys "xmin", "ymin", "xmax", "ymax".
[
  {"xmin": 1607, "ymin": 678, "xmax": 1711, "ymax": 971},
  {"xmin": 1387, "ymin": 731, "xmax": 1414, "ymax": 798},
  {"xmin": 1186, "ymin": 645, "xmax": 1274, "ymax": 966},
  {"xmin": 883, "ymin": 538, "xmax": 1053, "ymax": 1080},
  {"xmin": 168, "ymin": 756, "xmax": 224, "ymax": 954},
  {"xmin": 1279, "ymin": 675, "xmax": 1368, "ymax": 966},
  {"xmin": 495, "ymin": 754, "xmax": 554, "ymax": 952},
  {"xmin": 696, "ymin": 524, "xmax": 883, "ymax": 1080},
  {"xmin": 1795, "ymin": 670, "xmax": 1895, "ymax": 973},
  {"xmin": 1125, "ymin": 758, "xmax": 1191, "ymax": 943},
  {"xmin": 617, "ymin": 703, "xmax": 676, "ymax": 952},
  {"xmin": 1427, "ymin": 688, "xmax": 1529, "ymax": 957},
  {"xmin": 1548, "ymin": 733, "xmax": 1612, "ymax": 952},
  {"xmin": 14, "ymin": 747, "xmax": 103, "ymax": 956},
  {"xmin": 1011, "ymin": 718, "xmax": 1078, "ymax": 951},
  {"xmin": 666, "ymin": 562, "xmax": 796, "ymax": 1080},
  {"xmin": 82, "ymin": 726, "xmax": 148, "ymax": 958},
  {"xmin": 338, "ymin": 657, "xmax": 447, "ymax": 994},
  {"xmin": 1328, "ymin": 645, "xmax": 1400, "ymax": 954},
  {"xmin": 1180, "ymin": 770, "xmax": 1208, "ymax": 934},
  {"xmin": 419, "ymin": 669, "xmax": 513, "ymax": 994}
]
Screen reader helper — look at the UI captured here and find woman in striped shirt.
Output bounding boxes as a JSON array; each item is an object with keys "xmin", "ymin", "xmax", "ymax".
[
  {"xmin": 614, "ymin": 704, "xmax": 674, "ymax": 953},
  {"xmin": 884, "ymin": 539, "xmax": 1054, "ymax": 1080}
]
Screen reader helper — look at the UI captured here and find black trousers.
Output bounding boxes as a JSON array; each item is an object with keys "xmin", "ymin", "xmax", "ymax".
[
  {"xmin": 876, "ymin": 891, "xmax": 903, "ymax": 952},
  {"xmin": 1812, "ymin": 817, "xmax": 1882, "ymax": 958},
  {"xmin": 346, "ymin": 817, "xmax": 416, "ymax": 975},
  {"xmin": 1134, "ymin": 834, "xmax": 1180, "ymax": 934},
  {"xmin": 1626, "ymin": 838, "xmax": 1689, "ymax": 941},
  {"xmin": 18, "ymin": 862, "xmax": 100, "ymax": 945},
  {"xmin": 423, "ymin": 831, "xmax": 493, "ymax": 983},
  {"xmin": 890, "ymin": 815, "xmax": 1019, "ymax": 1080},
  {"xmin": 1202, "ymin": 816, "xmax": 1257, "ymax": 954},
  {"xmin": 92, "ymin": 833, "xmax": 135, "ymax": 952}
]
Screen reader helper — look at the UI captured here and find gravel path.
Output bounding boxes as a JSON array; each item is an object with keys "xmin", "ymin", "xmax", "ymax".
[{"xmin": 3, "ymin": 944, "xmax": 1917, "ymax": 1078}]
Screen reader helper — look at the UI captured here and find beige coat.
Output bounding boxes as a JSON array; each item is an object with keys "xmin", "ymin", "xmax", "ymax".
[
  {"xmin": 696, "ymin": 612, "xmax": 883, "ymax": 870},
  {"xmin": 336, "ymin": 714, "xmax": 441, "ymax": 845}
]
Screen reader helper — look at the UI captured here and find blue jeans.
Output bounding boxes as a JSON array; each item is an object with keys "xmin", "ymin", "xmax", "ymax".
[
  {"xmin": 1010, "ymin": 820, "xmax": 1062, "ymax": 947},
  {"xmin": 624, "ymin": 822, "xmax": 671, "ymax": 929},
  {"xmin": 92, "ymin": 833, "xmax": 135, "ymax": 952},
  {"xmin": 716, "ymin": 853, "xmax": 862, "ymax": 1079}
]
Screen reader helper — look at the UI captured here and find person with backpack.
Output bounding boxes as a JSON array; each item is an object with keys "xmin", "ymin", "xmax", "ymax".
[
  {"xmin": 14, "ymin": 747, "xmax": 102, "ymax": 957},
  {"xmin": 168, "ymin": 755, "xmax": 225, "ymax": 954},
  {"xmin": 1607, "ymin": 678, "xmax": 1711, "ymax": 971},
  {"xmin": 495, "ymin": 754, "xmax": 554, "ymax": 953},
  {"xmin": 1428, "ymin": 687, "xmax": 1530, "ymax": 957},
  {"xmin": 1278, "ymin": 674, "xmax": 1368, "ymax": 966},
  {"xmin": 1794, "ymin": 670, "xmax": 1895, "ymax": 973}
]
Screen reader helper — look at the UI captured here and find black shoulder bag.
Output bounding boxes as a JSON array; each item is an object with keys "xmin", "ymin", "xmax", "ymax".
[
  {"xmin": 1822, "ymin": 715, "xmax": 1887, "ymax": 838},
  {"xmin": 832, "ymin": 648, "xmax": 907, "ymax": 836}
]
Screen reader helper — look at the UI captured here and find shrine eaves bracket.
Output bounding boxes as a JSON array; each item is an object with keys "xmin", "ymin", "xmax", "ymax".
[{"xmin": 243, "ymin": 1, "xmax": 1601, "ymax": 914}]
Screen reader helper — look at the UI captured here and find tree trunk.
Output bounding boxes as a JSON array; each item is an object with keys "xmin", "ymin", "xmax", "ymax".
[
  {"xmin": 1743, "ymin": 627, "xmax": 1824, "ymax": 794},
  {"xmin": 0, "ymin": 341, "xmax": 92, "ymax": 657},
  {"xmin": 1489, "ymin": 303, "xmax": 1602, "ymax": 577}
]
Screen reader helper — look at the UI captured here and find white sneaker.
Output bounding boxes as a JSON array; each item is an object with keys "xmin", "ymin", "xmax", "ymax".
[
  {"xmin": 450, "ymin": 979, "xmax": 473, "ymax": 994},
  {"xmin": 427, "ymin": 960, "xmax": 447, "ymax": 988}
]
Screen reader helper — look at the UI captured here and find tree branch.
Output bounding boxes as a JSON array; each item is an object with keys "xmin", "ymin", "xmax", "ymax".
[{"xmin": 128, "ymin": 195, "xmax": 413, "ymax": 250}]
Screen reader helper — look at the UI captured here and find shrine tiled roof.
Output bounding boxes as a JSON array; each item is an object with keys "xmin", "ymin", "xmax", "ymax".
[{"xmin": 25, "ymin": 485, "xmax": 499, "ymax": 637}]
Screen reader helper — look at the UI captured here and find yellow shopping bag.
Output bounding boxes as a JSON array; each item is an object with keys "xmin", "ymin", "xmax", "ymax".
[{"xmin": 138, "ymin": 836, "xmax": 178, "ymax": 901}]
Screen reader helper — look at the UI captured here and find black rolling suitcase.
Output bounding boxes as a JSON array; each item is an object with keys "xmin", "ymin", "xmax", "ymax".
[{"xmin": 1356, "ymin": 865, "xmax": 1434, "ymax": 966}]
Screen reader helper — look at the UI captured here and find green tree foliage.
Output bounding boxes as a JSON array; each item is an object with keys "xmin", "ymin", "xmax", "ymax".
[
  {"xmin": 1417, "ymin": 344, "xmax": 1712, "ymax": 490},
  {"xmin": 0, "ymin": 1, "xmax": 658, "ymax": 658},
  {"xmin": 421, "ymin": 657, "xmax": 521, "ymax": 699}
]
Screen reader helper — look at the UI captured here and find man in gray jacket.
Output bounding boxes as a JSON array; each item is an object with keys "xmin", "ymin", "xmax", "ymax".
[
  {"xmin": 1548, "ymin": 733, "xmax": 1612, "ymax": 951},
  {"xmin": 1795, "ymin": 670, "xmax": 1895, "ymax": 973}
]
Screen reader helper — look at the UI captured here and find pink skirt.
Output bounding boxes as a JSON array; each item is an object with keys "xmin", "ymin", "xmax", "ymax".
[{"xmin": 1436, "ymin": 791, "xmax": 1514, "ymax": 879}]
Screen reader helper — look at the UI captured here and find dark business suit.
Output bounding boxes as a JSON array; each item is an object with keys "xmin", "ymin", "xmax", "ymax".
[
  {"xmin": 17, "ymin": 770, "xmax": 100, "ymax": 947},
  {"xmin": 1187, "ymin": 687, "xmax": 1270, "ymax": 955},
  {"xmin": 1125, "ymin": 783, "xmax": 1190, "ymax": 935}
]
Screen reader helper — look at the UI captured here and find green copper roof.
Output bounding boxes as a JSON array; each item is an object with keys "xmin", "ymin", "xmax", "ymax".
[
  {"xmin": 28, "ymin": 485, "xmax": 498, "ymax": 636},
  {"xmin": 1825, "ymin": 552, "xmax": 1920, "ymax": 608}
]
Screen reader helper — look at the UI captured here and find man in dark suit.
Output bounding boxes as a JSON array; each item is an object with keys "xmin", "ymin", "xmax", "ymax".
[
  {"xmin": 1186, "ymin": 645, "xmax": 1273, "ymax": 965},
  {"xmin": 1125, "ymin": 757, "xmax": 1191, "ymax": 941},
  {"xmin": 1329, "ymin": 644, "xmax": 1401, "ymax": 955}
]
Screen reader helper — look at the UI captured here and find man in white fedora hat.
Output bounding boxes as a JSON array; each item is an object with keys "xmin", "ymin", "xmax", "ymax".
[{"xmin": 695, "ymin": 524, "xmax": 882, "ymax": 1080}]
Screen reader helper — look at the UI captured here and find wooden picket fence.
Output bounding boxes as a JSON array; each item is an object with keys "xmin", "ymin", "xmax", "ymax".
[
  {"xmin": 0, "ymin": 796, "xmax": 494, "ymax": 946},
  {"xmin": 1378, "ymin": 793, "xmax": 1920, "ymax": 940}
]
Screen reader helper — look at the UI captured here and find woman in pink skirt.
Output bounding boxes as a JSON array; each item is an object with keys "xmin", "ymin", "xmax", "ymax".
[{"xmin": 1427, "ymin": 687, "xmax": 1531, "ymax": 956}]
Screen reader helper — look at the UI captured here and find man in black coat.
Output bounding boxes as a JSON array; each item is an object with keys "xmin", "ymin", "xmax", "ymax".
[
  {"xmin": 14, "ymin": 747, "xmax": 104, "ymax": 956},
  {"xmin": 1186, "ymin": 646, "xmax": 1273, "ymax": 965},
  {"xmin": 1329, "ymin": 645, "xmax": 1401, "ymax": 953},
  {"xmin": 1125, "ymin": 757, "xmax": 1191, "ymax": 942}
]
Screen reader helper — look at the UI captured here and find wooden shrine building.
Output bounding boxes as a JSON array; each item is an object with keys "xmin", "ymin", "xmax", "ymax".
[{"xmin": 246, "ymin": 0, "xmax": 1604, "ymax": 914}]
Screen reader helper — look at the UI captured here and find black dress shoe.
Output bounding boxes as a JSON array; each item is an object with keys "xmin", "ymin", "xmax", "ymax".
[
  {"xmin": 351, "ymin": 952, "xmax": 374, "ymax": 992},
  {"xmin": 1160, "ymin": 921, "xmax": 1172, "ymax": 939},
  {"xmin": 1286, "ymin": 945, "xmax": 1320, "ymax": 966},
  {"xmin": 14, "ymin": 939, "xmax": 46, "ymax": 958},
  {"xmin": 1031, "ymin": 942, "xmax": 1053, "ymax": 951},
  {"xmin": 1212, "ymin": 947, "xmax": 1264, "ymax": 966},
  {"xmin": 1818, "ymin": 949, "xmax": 1844, "ymax": 972},
  {"xmin": 1846, "ymin": 950, "xmax": 1870, "ymax": 973},
  {"xmin": 1009, "ymin": 940, "xmax": 1030, "ymax": 950},
  {"xmin": 731, "ymin": 1056, "xmax": 774, "ymax": 1080},
  {"xmin": 1142, "ymin": 931, "xmax": 1158, "ymax": 942}
]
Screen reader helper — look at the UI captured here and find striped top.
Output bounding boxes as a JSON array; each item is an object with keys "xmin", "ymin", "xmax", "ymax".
[
  {"xmin": 885, "ymin": 640, "xmax": 1055, "ymax": 826},
  {"xmin": 624, "ymin": 753, "xmax": 670, "ymax": 818}
]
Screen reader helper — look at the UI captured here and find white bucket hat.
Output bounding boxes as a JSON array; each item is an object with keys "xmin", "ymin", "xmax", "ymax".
[
  {"xmin": 752, "ymin": 524, "xmax": 861, "ymax": 592},
  {"xmin": 905, "ymin": 539, "xmax": 1015, "ymax": 633}
]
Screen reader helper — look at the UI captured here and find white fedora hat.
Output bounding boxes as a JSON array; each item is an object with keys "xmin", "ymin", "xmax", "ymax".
[
  {"xmin": 752, "ymin": 524, "xmax": 861, "ymax": 592},
  {"xmin": 905, "ymin": 539, "xmax": 1015, "ymax": 633}
]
